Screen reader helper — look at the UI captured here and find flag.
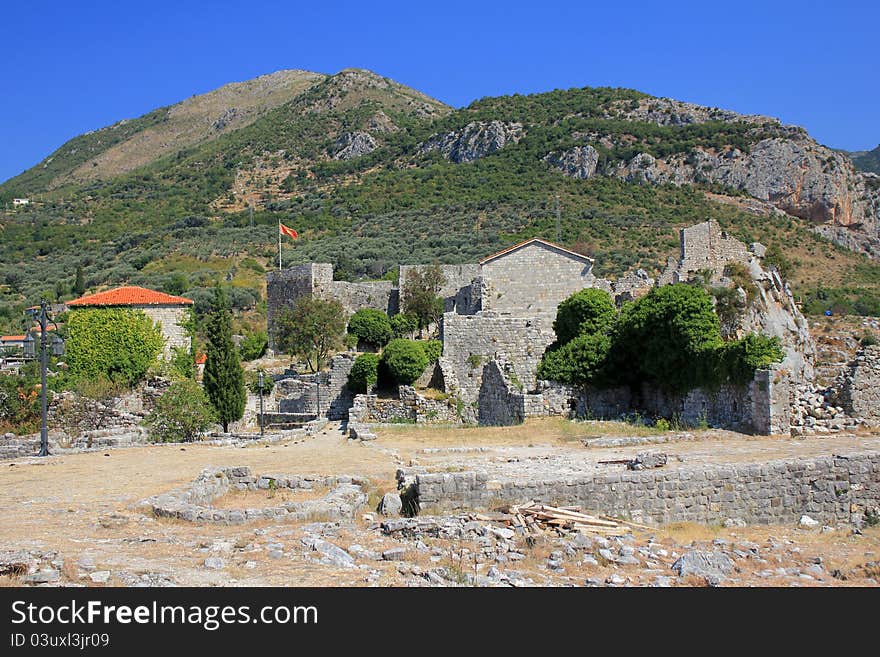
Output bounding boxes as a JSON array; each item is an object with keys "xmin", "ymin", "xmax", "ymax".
[{"xmin": 279, "ymin": 223, "xmax": 298, "ymax": 239}]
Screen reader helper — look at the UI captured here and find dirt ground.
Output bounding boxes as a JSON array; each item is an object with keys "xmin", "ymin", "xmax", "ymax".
[{"xmin": 1, "ymin": 419, "xmax": 878, "ymax": 587}]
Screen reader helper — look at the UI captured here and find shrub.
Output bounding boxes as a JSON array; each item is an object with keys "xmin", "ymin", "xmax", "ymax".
[
  {"xmin": 422, "ymin": 339, "xmax": 442, "ymax": 364},
  {"xmin": 347, "ymin": 308, "xmax": 392, "ymax": 348},
  {"xmin": 381, "ymin": 339, "xmax": 429, "ymax": 385},
  {"xmin": 552, "ymin": 288, "xmax": 617, "ymax": 346},
  {"xmin": 716, "ymin": 333, "xmax": 785, "ymax": 384},
  {"xmin": 537, "ymin": 333, "xmax": 611, "ymax": 386},
  {"xmin": 348, "ymin": 353, "xmax": 380, "ymax": 393},
  {"xmin": 245, "ymin": 370, "xmax": 275, "ymax": 395},
  {"xmin": 146, "ymin": 380, "xmax": 216, "ymax": 442},
  {"xmin": 239, "ymin": 330, "xmax": 268, "ymax": 361},
  {"xmin": 0, "ymin": 371, "xmax": 42, "ymax": 433},
  {"xmin": 391, "ymin": 313, "xmax": 418, "ymax": 339},
  {"xmin": 608, "ymin": 284, "xmax": 723, "ymax": 391},
  {"xmin": 65, "ymin": 308, "xmax": 164, "ymax": 387}
]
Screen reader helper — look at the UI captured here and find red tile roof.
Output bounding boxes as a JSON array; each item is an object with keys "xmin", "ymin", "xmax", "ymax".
[
  {"xmin": 1, "ymin": 335, "xmax": 26, "ymax": 341},
  {"xmin": 68, "ymin": 286, "xmax": 193, "ymax": 307},
  {"xmin": 195, "ymin": 352, "xmax": 207, "ymax": 365}
]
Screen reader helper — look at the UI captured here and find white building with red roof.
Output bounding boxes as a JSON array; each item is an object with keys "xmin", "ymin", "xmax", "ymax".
[{"xmin": 67, "ymin": 286, "xmax": 193, "ymax": 358}]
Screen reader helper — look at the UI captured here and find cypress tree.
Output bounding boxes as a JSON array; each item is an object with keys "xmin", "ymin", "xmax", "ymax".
[
  {"xmin": 74, "ymin": 265, "xmax": 86, "ymax": 296},
  {"xmin": 203, "ymin": 286, "xmax": 245, "ymax": 432}
]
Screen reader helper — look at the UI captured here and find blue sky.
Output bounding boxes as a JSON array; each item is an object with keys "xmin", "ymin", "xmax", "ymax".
[{"xmin": 1, "ymin": 0, "xmax": 876, "ymax": 184}]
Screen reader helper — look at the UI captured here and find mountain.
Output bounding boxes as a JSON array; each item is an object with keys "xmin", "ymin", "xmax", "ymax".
[
  {"xmin": 1, "ymin": 68, "xmax": 879, "ymax": 332},
  {"xmin": 848, "ymin": 145, "xmax": 880, "ymax": 174}
]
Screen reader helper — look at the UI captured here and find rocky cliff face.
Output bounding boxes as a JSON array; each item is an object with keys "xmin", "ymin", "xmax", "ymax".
[
  {"xmin": 420, "ymin": 121, "xmax": 524, "ymax": 163},
  {"xmin": 543, "ymin": 98, "xmax": 880, "ymax": 258},
  {"xmin": 544, "ymin": 145, "xmax": 599, "ymax": 179},
  {"xmin": 334, "ymin": 131, "xmax": 378, "ymax": 160}
]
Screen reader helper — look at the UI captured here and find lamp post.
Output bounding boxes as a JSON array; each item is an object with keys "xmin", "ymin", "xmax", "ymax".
[
  {"xmin": 33, "ymin": 300, "xmax": 63, "ymax": 457},
  {"xmin": 258, "ymin": 370, "xmax": 265, "ymax": 437}
]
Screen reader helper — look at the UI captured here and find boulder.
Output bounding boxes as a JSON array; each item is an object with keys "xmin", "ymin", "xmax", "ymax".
[
  {"xmin": 671, "ymin": 550, "xmax": 734, "ymax": 584},
  {"xmin": 378, "ymin": 492, "xmax": 403, "ymax": 517}
]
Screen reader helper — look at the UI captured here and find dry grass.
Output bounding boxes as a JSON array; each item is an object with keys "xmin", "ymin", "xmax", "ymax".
[{"xmin": 211, "ymin": 486, "xmax": 329, "ymax": 509}]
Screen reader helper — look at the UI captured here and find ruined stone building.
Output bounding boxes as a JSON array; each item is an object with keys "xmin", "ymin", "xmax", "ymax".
[{"xmin": 266, "ymin": 224, "xmax": 843, "ymax": 435}]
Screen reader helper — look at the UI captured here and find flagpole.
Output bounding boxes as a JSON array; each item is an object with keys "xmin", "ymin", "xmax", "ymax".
[{"xmin": 278, "ymin": 217, "xmax": 282, "ymax": 271}]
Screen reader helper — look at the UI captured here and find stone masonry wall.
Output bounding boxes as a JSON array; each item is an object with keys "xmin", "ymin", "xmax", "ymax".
[
  {"xmin": 411, "ymin": 451, "xmax": 880, "ymax": 526},
  {"xmin": 140, "ymin": 305, "xmax": 190, "ymax": 359},
  {"xmin": 266, "ymin": 265, "xmax": 316, "ymax": 350},
  {"xmin": 274, "ymin": 353, "xmax": 355, "ymax": 420},
  {"xmin": 440, "ymin": 313, "xmax": 556, "ymax": 422},
  {"xmin": 480, "ymin": 241, "xmax": 595, "ymax": 316},
  {"xmin": 399, "ymin": 264, "xmax": 482, "ymax": 315},
  {"xmin": 348, "ymin": 386, "xmax": 459, "ymax": 424},
  {"xmin": 836, "ymin": 345, "xmax": 880, "ymax": 426},
  {"xmin": 267, "ymin": 265, "xmax": 396, "ymax": 350},
  {"xmin": 475, "ymin": 359, "xmax": 790, "ymax": 434},
  {"xmin": 675, "ymin": 220, "xmax": 751, "ymax": 282}
]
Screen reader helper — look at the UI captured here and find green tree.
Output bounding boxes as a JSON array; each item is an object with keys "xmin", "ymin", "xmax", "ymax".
[
  {"xmin": 381, "ymin": 338, "xmax": 430, "ymax": 385},
  {"xmin": 538, "ymin": 333, "xmax": 611, "ymax": 386},
  {"xmin": 65, "ymin": 308, "xmax": 164, "ymax": 387},
  {"xmin": 390, "ymin": 312, "xmax": 418, "ymax": 339},
  {"xmin": 73, "ymin": 265, "xmax": 86, "ymax": 296},
  {"xmin": 271, "ymin": 295, "xmax": 346, "ymax": 372},
  {"xmin": 146, "ymin": 380, "xmax": 217, "ymax": 442},
  {"xmin": 609, "ymin": 283, "xmax": 723, "ymax": 391},
  {"xmin": 401, "ymin": 265, "xmax": 446, "ymax": 336},
  {"xmin": 348, "ymin": 353, "xmax": 380, "ymax": 393},
  {"xmin": 552, "ymin": 288, "xmax": 617, "ymax": 346},
  {"xmin": 203, "ymin": 287, "xmax": 246, "ymax": 432},
  {"xmin": 347, "ymin": 308, "xmax": 393, "ymax": 349}
]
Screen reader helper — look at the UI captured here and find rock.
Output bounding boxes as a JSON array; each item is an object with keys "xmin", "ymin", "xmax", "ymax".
[
  {"xmin": 89, "ymin": 571, "xmax": 111, "ymax": 584},
  {"xmin": 489, "ymin": 526, "xmax": 515, "ymax": 541},
  {"xmin": 723, "ymin": 518, "xmax": 746, "ymax": 528},
  {"xmin": 598, "ymin": 548, "xmax": 615, "ymax": 562},
  {"xmin": 671, "ymin": 550, "xmax": 734, "ymax": 582},
  {"xmin": 0, "ymin": 551, "xmax": 34, "ymax": 577},
  {"xmin": 98, "ymin": 512, "xmax": 130, "ymax": 528},
  {"xmin": 25, "ymin": 569, "xmax": 60, "ymax": 584},
  {"xmin": 628, "ymin": 451, "xmax": 667, "ymax": 470},
  {"xmin": 544, "ymin": 145, "xmax": 599, "ymax": 179},
  {"xmin": 76, "ymin": 556, "xmax": 96, "ymax": 572},
  {"xmin": 268, "ymin": 550, "xmax": 284, "ymax": 559},
  {"xmin": 419, "ymin": 121, "xmax": 524, "ymax": 163},
  {"xmin": 378, "ymin": 492, "xmax": 403, "ymax": 517},
  {"xmin": 382, "ymin": 547, "xmax": 407, "ymax": 562},
  {"xmin": 302, "ymin": 538, "xmax": 356, "ymax": 569},
  {"xmin": 203, "ymin": 557, "xmax": 225, "ymax": 570},
  {"xmin": 799, "ymin": 515, "xmax": 820, "ymax": 528},
  {"xmin": 334, "ymin": 131, "xmax": 377, "ymax": 160},
  {"xmin": 571, "ymin": 533, "xmax": 594, "ymax": 550}
]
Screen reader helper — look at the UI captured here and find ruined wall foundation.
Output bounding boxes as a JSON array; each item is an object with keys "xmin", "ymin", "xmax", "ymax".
[{"xmin": 411, "ymin": 451, "xmax": 880, "ymax": 526}]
